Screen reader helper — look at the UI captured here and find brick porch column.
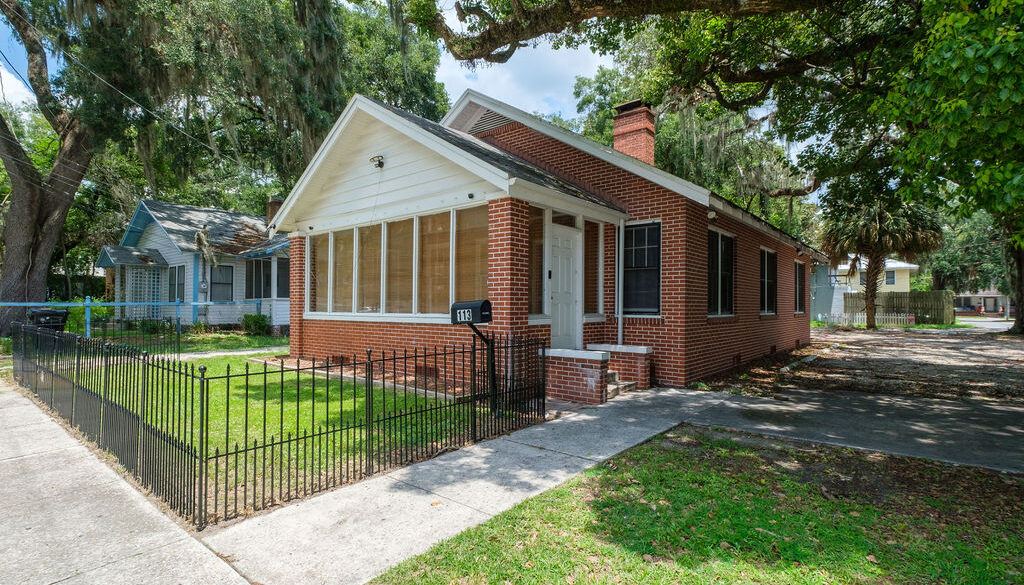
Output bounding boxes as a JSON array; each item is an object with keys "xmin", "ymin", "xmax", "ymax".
[
  {"xmin": 487, "ymin": 198, "xmax": 530, "ymax": 336},
  {"xmin": 288, "ymin": 235, "xmax": 305, "ymax": 357}
]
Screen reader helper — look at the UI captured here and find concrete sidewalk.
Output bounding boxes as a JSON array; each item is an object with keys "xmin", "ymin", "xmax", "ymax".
[
  {"xmin": 0, "ymin": 384, "xmax": 248, "ymax": 585},
  {"xmin": 200, "ymin": 388, "xmax": 724, "ymax": 585}
]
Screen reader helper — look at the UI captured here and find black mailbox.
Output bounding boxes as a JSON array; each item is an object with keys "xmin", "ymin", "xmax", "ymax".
[{"xmin": 450, "ymin": 300, "xmax": 492, "ymax": 325}]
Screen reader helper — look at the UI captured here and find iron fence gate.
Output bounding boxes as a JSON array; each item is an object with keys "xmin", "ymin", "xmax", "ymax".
[{"xmin": 11, "ymin": 324, "xmax": 546, "ymax": 528}]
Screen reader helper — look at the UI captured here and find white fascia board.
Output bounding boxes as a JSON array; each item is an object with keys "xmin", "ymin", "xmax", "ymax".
[
  {"xmin": 445, "ymin": 90, "xmax": 711, "ymax": 207},
  {"xmin": 709, "ymin": 196, "xmax": 826, "ymax": 262},
  {"xmin": 131, "ymin": 201, "xmax": 184, "ymax": 255},
  {"xmin": 507, "ymin": 178, "xmax": 627, "ymax": 224},
  {"xmin": 271, "ymin": 94, "xmax": 511, "ymax": 235}
]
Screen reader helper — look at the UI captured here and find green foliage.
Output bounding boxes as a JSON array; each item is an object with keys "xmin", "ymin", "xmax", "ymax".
[
  {"xmin": 569, "ymin": 60, "xmax": 818, "ymax": 240},
  {"xmin": 920, "ymin": 212, "xmax": 1010, "ymax": 294},
  {"xmin": 241, "ymin": 313, "xmax": 271, "ymax": 336},
  {"xmin": 887, "ymin": 0, "xmax": 1024, "ymax": 236},
  {"xmin": 0, "ymin": 337, "xmax": 11, "ymax": 355}
]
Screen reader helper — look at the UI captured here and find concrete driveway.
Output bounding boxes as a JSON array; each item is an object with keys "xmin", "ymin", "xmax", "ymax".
[
  {"xmin": 958, "ymin": 316, "xmax": 1015, "ymax": 332},
  {"xmin": 677, "ymin": 388, "xmax": 1024, "ymax": 474}
]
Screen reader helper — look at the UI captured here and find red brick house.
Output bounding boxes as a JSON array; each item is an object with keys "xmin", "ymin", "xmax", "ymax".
[{"xmin": 270, "ymin": 91, "xmax": 825, "ymax": 403}]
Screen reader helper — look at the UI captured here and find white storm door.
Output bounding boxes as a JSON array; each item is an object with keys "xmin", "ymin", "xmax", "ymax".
[{"xmin": 549, "ymin": 224, "xmax": 582, "ymax": 349}]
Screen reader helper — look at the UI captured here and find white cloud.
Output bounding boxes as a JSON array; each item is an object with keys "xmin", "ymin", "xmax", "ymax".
[
  {"xmin": 0, "ymin": 63, "xmax": 33, "ymax": 106},
  {"xmin": 437, "ymin": 41, "xmax": 614, "ymax": 118}
]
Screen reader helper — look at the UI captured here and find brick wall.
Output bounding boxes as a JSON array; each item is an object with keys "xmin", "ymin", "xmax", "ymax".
[
  {"xmin": 478, "ymin": 122, "xmax": 811, "ymax": 387},
  {"xmin": 608, "ymin": 351, "xmax": 652, "ymax": 391},
  {"xmin": 546, "ymin": 354, "xmax": 607, "ymax": 403}
]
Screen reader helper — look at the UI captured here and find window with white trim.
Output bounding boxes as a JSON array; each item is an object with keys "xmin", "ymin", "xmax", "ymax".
[
  {"xmin": 760, "ymin": 249, "xmax": 777, "ymax": 314},
  {"xmin": 277, "ymin": 258, "xmax": 290, "ymax": 298},
  {"xmin": 210, "ymin": 265, "xmax": 233, "ymax": 302},
  {"xmin": 794, "ymin": 261, "xmax": 806, "ymax": 313},
  {"xmin": 306, "ymin": 205, "xmax": 489, "ymax": 316},
  {"xmin": 885, "ymin": 270, "xmax": 895, "ymax": 285},
  {"xmin": 624, "ymin": 222, "xmax": 660, "ymax": 314},
  {"xmin": 168, "ymin": 265, "xmax": 185, "ymax": 302},
  {"xmin": 708, "ymin": 230, "xmax": 734, "ymax": 315},
  {"xmin": 245, "ymin": 259, "xmax": 272, "ymax": 299}
]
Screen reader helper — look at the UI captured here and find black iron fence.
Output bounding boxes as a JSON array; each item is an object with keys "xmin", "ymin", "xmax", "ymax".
[{"xmin": 10, "ymin": 323, "xmax": 546, "ymax": 528}]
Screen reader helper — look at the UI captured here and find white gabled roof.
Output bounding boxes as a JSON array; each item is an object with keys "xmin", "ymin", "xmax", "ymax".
[
  {"xmin": 271, "ymin": 94, "xmax": 624, "ymax": 234},
  {"xmin": 443, "ymin": 90, "xmax": 711, "ymax": 207}
]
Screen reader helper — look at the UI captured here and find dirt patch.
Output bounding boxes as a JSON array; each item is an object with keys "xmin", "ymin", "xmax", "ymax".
[{"xmin": 694, "ymin": 328, "xmax": 1024, "ymax": 402}]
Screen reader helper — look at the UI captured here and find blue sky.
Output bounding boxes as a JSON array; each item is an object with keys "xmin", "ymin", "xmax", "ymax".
[{"xmin": 0, "ymin": 24, "xmax": 612, "ymax": 117}]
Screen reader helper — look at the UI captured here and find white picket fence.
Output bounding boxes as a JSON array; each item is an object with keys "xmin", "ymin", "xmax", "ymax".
[{"xmin": 818, "ymin": 312, "xmax": 913, "ymax": 327}]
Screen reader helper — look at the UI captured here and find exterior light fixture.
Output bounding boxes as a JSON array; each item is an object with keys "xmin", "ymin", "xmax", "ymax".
[
  {"xmin": 707, "ymin": 210, "xmax": 718, "ymax": 222},
  {"xmin": 370, "ymin": 155, "xmax": 384, "ymax": 168}
]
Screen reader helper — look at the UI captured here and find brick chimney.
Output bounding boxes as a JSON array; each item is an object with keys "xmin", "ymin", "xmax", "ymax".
[
  {"xmin": 266, "ymin": 197, "xmax": 284, "ymax": 227},
  {"xmin": 612, "ymin": 100, "xmax": 656, "ymax": 166}
]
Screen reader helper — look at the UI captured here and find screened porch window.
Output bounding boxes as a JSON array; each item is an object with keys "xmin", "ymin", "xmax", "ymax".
[
  {"xmin": 277, "ymin": 258, "xmax": 290, "ymax": 298},
  {"xmin": 245, "ymin": 259, "xmax": 272, "ymax": 299},
  {"xmin": 527, "ymin": 206, "xmax": 545, "ymax": 314},
  {"xmin": 306, "ymin": 205, "xmax": 488, "ymax": 316},
  {"xmin": 583, "ymin": 221, "xmax": 601, "ymax": 314}
]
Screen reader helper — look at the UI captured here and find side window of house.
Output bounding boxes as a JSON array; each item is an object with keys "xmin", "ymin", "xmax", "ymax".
[
  {"xmin": 624, "ymin": 223, "xmax": 661, "ymax": 314},
  {"xmin": 759, "ymin": 249, "xmax": 777, "ymax": 314},
  {"xmin": 707, "ymin": 230, "xmax": 735, "ymax": 315},
  {"xmin": 168, "ymin": 265, "xmax": 185, "ymax": 302},
  {"xmin": 794, "ymin": 262, "xmax": 806, "ymax": 313},
  {"xmin": 277, "ymin": 258, "xmax": 290, "ymax": 298},
  {"xmin": 210, "ymin": 265, "xmax": 233, "ymax": 301},
  {"xmin": 885, "ymin": 270, "xmax": 895, "ymax": 285},
  {"xmin": 859, "ymin": 272, "xmax": 867, "ymax": 286}
]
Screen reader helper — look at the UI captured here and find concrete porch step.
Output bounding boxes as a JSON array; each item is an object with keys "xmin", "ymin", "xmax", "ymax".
[{"xmin": 606, "ymin": 379, "xmax": 638, "ymax": 400}]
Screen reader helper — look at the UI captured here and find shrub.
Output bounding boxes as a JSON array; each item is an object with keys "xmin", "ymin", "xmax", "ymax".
[
  {"xmin": 242, "ymin": 313, "xmax": 271, "ymax": 336},
  {"xmin": 190, "ymin": 321, "xmax": 213, "ymax": 335},
  {"xmin": 1, "ymin": 337, "xmax": 11, "ymax": 356},
  {"xmin": 138, "ymin": 319, "xmax": 170, "ymax": 334}
]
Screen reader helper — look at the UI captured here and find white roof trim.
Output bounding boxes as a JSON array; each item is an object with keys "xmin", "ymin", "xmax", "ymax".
[
  {"xmin": 443, "ymin": 89, "xmax": 710, "ymax": 207},
  {"xmin": 271, "ymin": 95, "xmax": 514, "ymax": 234},
  {"xmin": 121, "ymin": 201, "xmax": 183, "ymax": 254}
]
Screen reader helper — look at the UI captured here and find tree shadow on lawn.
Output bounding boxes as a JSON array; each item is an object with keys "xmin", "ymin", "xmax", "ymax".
[{"xmin": 577, "ymin": 430, "xmax": 1024, "ymax": 584}]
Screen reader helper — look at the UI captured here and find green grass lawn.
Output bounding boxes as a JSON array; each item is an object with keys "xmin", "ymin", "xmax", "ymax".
[
  {"xmin": 906, "ymin": 322, "xmax": 976, "ymax": 330},
  {"xmin": 180, "ymin": 332, "xmax": 288, "ymax": 353},
  {"xmin": 374, "ymin": 427, "xmax": 1023, "ymax": 585}
]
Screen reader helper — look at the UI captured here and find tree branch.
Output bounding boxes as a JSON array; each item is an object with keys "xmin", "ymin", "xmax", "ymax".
[
  {"xmin": 0, "ymin": 0, "xmax": 71, "ymax": 135},
  {"xmin": 415, "ymin": 0, "xmax": 840, "ymax": 63},
  {"xmin": 0, "ymin": 109, "xmax": 43, "ymax": 192}
]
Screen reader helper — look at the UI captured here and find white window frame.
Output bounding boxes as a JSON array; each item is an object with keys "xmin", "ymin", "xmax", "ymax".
[
  {"xmin": 708, "ymin": 226, "xmax": 735, "ymax": 317},
  {"xmin": 622, "ymin": 218, "xmax": 663, "ymax": 316},
  {"xmin": 885, "ymin": 270, "xmax": 896, "ymax": 285},
  {"xmin": 759, "ymin": 246, "xmax": 777, "ymax": 316},
  {"xmin": 794, "ymin": 260, "xmax": 806, "ymax": 314},
  {"xmin": 304, "ymin": 203, "xmax": 484, "ymax": 323}
]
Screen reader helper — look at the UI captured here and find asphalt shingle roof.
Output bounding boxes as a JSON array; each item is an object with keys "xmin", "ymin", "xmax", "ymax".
[
  {"xmin": 98, "ymin": 245, "xmax": 167, "ymax": 267},
  {"xmin": 141, "ymin": 199, "xmax": 289, "ymax": 256},
  {"xmin": 371, "ymin": 99, "xmax": 624, "ymax": 213}
]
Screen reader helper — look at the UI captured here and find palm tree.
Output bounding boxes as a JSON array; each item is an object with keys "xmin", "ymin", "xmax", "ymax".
[{"xmin": 821, "ymin": 197, "xmax": 943, "ymax": 329}]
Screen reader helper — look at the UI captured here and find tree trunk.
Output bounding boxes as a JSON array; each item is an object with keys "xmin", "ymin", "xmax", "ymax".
[
  {"xmin": 863, "ymin": 253, "xmax": 885, "ymax": 329},
  {"xmin": 0, "ymin": 119, "xmax": 92, "ymax": 335},
  {"xmin": 1009, "ymin": 238, "xmax": 1024, "ymax": 335}
]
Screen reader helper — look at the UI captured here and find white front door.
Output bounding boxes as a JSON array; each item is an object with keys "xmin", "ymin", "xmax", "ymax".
[{"xmin": 549, "ymin": 224, "xmax": 581, "ymax": 349}]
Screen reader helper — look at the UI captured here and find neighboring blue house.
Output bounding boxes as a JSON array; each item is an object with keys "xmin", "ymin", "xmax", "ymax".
[{"xmin": 96, "ymin": 199, "xmax": 290, "ymax": 328}]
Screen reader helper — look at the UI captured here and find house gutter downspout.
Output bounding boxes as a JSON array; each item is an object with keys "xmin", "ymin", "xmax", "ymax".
[{"xmin": 617, "ymin": 218, "xmax": 624, "ymax": 345}]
